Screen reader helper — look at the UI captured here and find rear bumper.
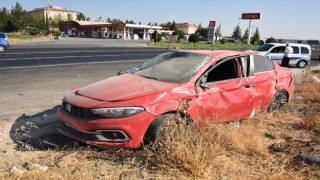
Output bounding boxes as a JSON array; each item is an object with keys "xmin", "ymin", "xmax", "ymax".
[{"xmin": 57, "ymin": 107, "xmax": 156, "ymax": 148}]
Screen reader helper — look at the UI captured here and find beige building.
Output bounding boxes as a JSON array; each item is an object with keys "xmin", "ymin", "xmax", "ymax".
[
  {"xmin": 176, "ymin": 23, "xmax": 199, "ymax": 35},
  {"xmin": 28, "ymin": 6, "xmax": 79, "ymax": 21}
]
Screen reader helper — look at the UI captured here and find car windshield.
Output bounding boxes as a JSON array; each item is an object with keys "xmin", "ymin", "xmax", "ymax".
[
  {"xmin": 135, "ymin": 51, "xmax": 211, "ymax": 83},
  {"xmin": 0, "ymin": 33, "xmax": 5, "ymax": 38},
  {"xmin": 254, "ymin": 44, "xmax": 275, "ymax": 52}
]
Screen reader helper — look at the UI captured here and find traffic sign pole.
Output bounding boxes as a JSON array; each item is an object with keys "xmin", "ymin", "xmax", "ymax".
[{"xmin": 248, "ymin": 19, "xmax": 252, "ymax": 45}]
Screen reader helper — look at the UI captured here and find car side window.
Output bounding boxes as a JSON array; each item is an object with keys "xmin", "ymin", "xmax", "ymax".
[
  {"xmin": 270, "ymin": 46, "xmax": 285, "ymax": 53},
  {"xmin": 265, "ymin": 58, "xmax": 274, "ymax": 71},
  {"xmin": 292, "ymin": 46, "xmax": 299, "ymax": 54},
  {"xmin": 206, "ymin": 58, "xmax": 238, "ymax": 83},
  {"xmin": 254, "ymin": 55, "xmax": 267, "ymax": 73},
  {"xmin": 301, "ymin": 47, "xmax": 309, "ymax": 54}
]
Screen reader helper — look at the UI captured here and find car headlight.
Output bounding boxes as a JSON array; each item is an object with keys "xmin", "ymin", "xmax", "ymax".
[{"xmin": 91, "ymin": 107, "xmax": 144, "ymax": 118}]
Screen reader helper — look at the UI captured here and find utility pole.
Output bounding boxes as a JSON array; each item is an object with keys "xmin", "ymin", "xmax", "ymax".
[{"xmin": 47, "ymin": 0, "xmax": 52, "ymax": 36}]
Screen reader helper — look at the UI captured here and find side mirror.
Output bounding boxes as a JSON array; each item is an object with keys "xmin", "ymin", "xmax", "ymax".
[{"xmin": 118, "ymin": 70, "xmax": 128, "ymax": 75}]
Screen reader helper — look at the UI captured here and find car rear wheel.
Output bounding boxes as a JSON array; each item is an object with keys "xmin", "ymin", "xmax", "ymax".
[
  {"xmin": 268, "ymin": 90, "xmax": 288, "ymax": 112},
  {"xmin": 296, "ymin": 60, "xmax": 307, "ymax": 68},
  {"xmin": 144, "ymin": 114, "xmax": 175, "ymax": 145},
  {"xmin": 0, "ymin": 46, "xmax": 4, "ymax": 52}
]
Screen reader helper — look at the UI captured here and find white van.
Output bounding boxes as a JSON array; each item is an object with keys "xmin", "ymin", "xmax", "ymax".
[{"xmin": 250, "ymin": 43, "xmax": 311, "ymax": 68}]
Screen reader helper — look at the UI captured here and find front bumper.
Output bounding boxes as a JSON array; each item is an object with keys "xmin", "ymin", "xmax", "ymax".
[{"xmin": 57, "ymin": 107, "xmax": 156, "ymax": 148}]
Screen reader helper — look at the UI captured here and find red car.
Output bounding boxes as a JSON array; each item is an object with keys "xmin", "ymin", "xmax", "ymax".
[{"xmin": 57, "ymin": 50, "xmax": 294, "ymax": 148}]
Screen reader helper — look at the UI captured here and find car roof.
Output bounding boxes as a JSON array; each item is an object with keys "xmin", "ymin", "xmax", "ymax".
[
  {"xmin": 181, "ymin": 50, "xmax": 252, "ymax": 60},
  {"xmin": 267, "ymin": 43, "xmax": 310, "ymax": 47}
]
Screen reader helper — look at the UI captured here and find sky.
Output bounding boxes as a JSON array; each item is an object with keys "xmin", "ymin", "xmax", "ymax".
[{"xmin": 0, "ymin": 0, "xmax": 319, "ymax": 40}]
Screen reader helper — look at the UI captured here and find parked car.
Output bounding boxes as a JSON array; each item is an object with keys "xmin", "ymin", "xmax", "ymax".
[
  {"xmin": 0, "ymin": 32, "xmax": 10, "ymax": 52},
  {"xmin": 57, "ymin": 50, "xmax": 294, "ymax": 148},
  {"xmin": 249, "ymin": 43, "xmax": 311, "ymax": 68}
]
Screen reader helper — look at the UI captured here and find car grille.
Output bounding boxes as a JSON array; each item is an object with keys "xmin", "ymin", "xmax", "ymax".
[
  {"xmin": 59, "ymin": 122, "xmax": 100, "ymax": 141},
  {"xmin": 62, "ymin": 101, "xmax": 102, "ymax": 119}
]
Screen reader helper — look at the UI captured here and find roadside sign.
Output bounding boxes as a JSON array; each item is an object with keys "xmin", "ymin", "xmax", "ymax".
[
  {"xmin": 167, "ymin": 35, "xmax": 178, "ymax": 42},
  {"xmin": 242, "ymin": 13, "xmax": 261, "ymax": 20},
  {"xmin": 208, "ymin": 20, "xmax": 216, "ymax": 43},
  {"xmin": 241, "ymin": 13, "xmax": 261, "ymax": 44},
  {"xmin": 209, "ymin": 21, "xmax": 216, "ymax": 27}
]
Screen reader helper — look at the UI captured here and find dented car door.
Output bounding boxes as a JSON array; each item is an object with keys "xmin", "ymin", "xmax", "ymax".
[{"xmin": 194, "ymin": 57, "xmax": 254, "ymax": 122}]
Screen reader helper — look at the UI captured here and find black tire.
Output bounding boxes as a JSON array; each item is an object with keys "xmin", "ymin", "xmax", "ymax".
[
  {"xmin": 268, "ymin": 90, "xmax": 288, "ymax": 112},
  {"xmin": 144, "ymin": 114, "xmax": 175, "ymax": 145},
  {"xmin": 296, "ymin": 60, "xmax": 307, "ymax": 68}
]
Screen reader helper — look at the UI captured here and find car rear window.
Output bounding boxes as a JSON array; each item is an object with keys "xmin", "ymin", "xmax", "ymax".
[
  {"xmin": 254, "ymin": 55, "xmax": 274, "ymax": 73},
  {"xmin": 301, "ymin": 47, "xmax": 309, "ymax": 54}
]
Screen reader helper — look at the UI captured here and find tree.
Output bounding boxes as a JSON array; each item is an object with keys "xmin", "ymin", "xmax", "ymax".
[
  {"xmin": 241, "ymin": 28, "xmax": 249, "ymax": 43},
  {"xmin": 220, "ymin": 37, "xmax": 227, "ymax": 44},
  {"xmin": 195, "ymin": 27, "xmax": 208, "ymax": 38},
  {"xmin": 152, "ymin": 30, "xmax": 162, "ymax": 43},
  {"xmin": 266, "ymin": 37, "xmax": 276, "ymax": 43},
  {"xmin": 188, "ymin": 34, "xmax": 200, "ymax": 43},
  {"xmin": 0, "ymin": 7, "xmax": 10, "ymax": 31},
  {"xmin": 231, "ymin": 25, "xmax": 241, "ymax": 41},
  {"xmin": 77, "ymin": 13, "xmax": 86, "ymax": 21},
  {"xmin": 67, "ymin": 13, "xmax": 73, "ymax": 21},
  {"xmin": 9, "ymin": 2, "xmax": 27, "ymax": 32},
  {"xmin": 170, "ymin": 21, "xmax": 177, "ymax": 31},
  {"xmin": 251, "ymin": 27, "xmax": 261, "ymax": 45},
  {"xmin": 215, "ymin": 23, "xmax": 222, "ymax": 41},
  {"xmin": 172, "ymin": 30, "xmax": 185, "ymax": 42}
]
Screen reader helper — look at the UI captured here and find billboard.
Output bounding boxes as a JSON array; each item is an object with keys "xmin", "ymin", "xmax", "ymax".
[
  {"xmin": 208, "ymin": 21, "xmax": 216, "ymax": 43},
  {"xmin": 241, "ymin": 13, "xmax": 261, "ymax": 20}
]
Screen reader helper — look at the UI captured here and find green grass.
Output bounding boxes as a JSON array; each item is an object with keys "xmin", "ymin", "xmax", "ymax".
[
  {"xmin": 150, "ymin": 41, "xmax": 258, "ymax": 50},
  {"xmin": 7, "ymin": 33, "xmax": 36, "ymax": 40}
]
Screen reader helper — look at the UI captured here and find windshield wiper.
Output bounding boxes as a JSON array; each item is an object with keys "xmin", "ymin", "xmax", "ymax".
[{"xmin": 140, "ymin": 75, "xmax": 157, "ymax": 80}]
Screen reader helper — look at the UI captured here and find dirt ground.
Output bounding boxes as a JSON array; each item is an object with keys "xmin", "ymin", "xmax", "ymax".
[{"xmin": 0, "ymin": 63, "xmax": 319, "ymax": 179}]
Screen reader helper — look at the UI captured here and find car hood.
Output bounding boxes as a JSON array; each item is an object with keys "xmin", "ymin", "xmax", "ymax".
[{"xmin": 77, "ymin": 74, "xmax": 177, "ymax": 101}]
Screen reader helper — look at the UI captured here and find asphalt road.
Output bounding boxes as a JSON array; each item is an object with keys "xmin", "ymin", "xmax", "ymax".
[
  {"xmin": 1, "ymin": 38, "xmax": 319, "ymax": 69},
  {"xmin": 0, "ymin": 47, "xmax": 168, "ymax": 69}
]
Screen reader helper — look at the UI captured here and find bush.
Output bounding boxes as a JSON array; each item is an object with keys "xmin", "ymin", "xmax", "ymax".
[
  {"xmin": 258, "ymin": 40, "xmax": 265, "ymax": 45},
  {"xmin": 172, "ymin": 30, "xmax": 185, "ymax": 42},
  {"xmin": 188, "ymin": 34, "xmax": 200, "ymax": 43},
  {"xmin": 220, "ymin": 37, "xmax": 227, "ymax": 44},
  {"xmin": 52, "ymin": 29, "xmax": 61, "ymax": 37},
  {"xmin": 27, "ymin": 27, "xmax": 41, "ymax": 36},
  {"xmin": 266, "ymin": 37, "xmax": 276, "ymax": 43},
  {"xmin": 152, "ymin": 31, "xmax": 162, "ymax": 43}
]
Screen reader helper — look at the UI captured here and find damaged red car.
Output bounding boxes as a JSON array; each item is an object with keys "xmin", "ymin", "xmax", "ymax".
[{"xmin": 57, "ymin": 50, "xmax": 294, "ymax": 148}]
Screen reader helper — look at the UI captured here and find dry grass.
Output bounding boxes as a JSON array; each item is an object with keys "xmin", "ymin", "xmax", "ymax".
[{"xmin": 1, "ymin": 71, "xmax": 320, "ymax": 179}]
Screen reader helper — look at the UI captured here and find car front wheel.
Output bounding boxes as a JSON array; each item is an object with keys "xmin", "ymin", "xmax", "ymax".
[{"xmin": 144, "ymin": 114, "xmax": 175, "ymax": 145}]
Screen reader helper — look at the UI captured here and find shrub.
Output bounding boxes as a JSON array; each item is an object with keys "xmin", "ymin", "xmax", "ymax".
[
  {"xmin": 220, "ymin": 37, "xmax": 227, "ymax": 44},
  {"xmin": 172, "ymin": 30, "xmax": 185, "ymax": 42},
  {"xmin": 188, "ymin": 34, "xmax": 200, "ymax": 43},
  {"xmin": 52, "ymin": 29, "xmax": 61, "ymax": 37},
  {"xmin": 266, "ymin": 37, "xmax": 276, "ymax": 43},
  {"xmin": 152, "ymin": 31, "xmax": 162, "ymax": 43},
  {"xmin": 258, "ymin": 40, "xmax": 265, "ymax": 45},
  {"xmin": 27, "ymin": 27, "xmax": 41, "ymax": 35}
]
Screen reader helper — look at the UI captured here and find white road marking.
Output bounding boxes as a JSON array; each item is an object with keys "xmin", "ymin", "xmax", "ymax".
[
  {"xmin": 0, "ymin": 55, "xmax": 120, "ymax": 61},
  {"xmin": 0, "ymin": 60, "xmax": 145, "ymax": 70},
  {"xmin": 3, "ymin": 49, "xmax": 165, "ymax": 55},
  {"xmin": 0, "ymin": 53, "xmax": 158, "ymax": 61}
]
